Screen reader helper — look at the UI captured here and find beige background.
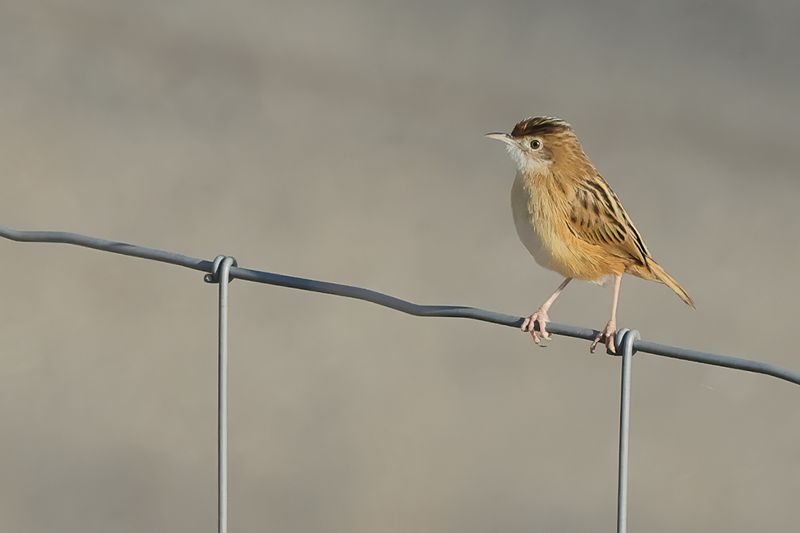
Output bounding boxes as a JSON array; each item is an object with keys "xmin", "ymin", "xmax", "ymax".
[{"xmin": 1, "ymin": 1, "xmax": 799, "ymax": 532}]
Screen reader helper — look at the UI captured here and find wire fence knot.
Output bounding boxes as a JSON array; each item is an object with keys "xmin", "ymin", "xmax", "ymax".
[
  {"xmin": 205, "ymin": 255, "xmax": 238, "ymax": 284},
  {"xmin": 611, "ymin": 328, "xmax": 641, "ymax": 356}
]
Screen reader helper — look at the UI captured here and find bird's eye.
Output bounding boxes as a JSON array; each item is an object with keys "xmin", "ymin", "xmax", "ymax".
[{"xmin": 530, "ymin": 139, "xmax": 542, "ymax": 150}]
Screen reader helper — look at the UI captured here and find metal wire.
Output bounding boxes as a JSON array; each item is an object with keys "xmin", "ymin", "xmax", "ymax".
[
  {"xmin": 616, "ymin": 329, "xmax": 639, "ymax": 533},
  {"xmin": 212, "ymin": 256, "xmax": 235, "ymax": 533},
  {"xmin": 1, "ymin": 223, "xmax": 799, "ymax": 386},
  {"xmin": 3, "ymin": 223, "xmax": 800, "ymax": 533}
]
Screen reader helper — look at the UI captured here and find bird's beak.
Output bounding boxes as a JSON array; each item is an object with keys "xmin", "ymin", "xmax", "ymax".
[{"xmin": 484, "ymin": 132, "xmax": 516, "ymax": 147}]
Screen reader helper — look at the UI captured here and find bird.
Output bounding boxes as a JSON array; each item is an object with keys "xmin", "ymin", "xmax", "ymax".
[{"xmin": 486, "ymin": 116, "xmax": 693, "ymax": 353}]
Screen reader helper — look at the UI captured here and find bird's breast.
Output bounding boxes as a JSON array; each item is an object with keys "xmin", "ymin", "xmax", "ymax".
[
  {"xmin": 510, "ymin": 171, "xmax": 627, "ymax": 282},
  {"xmin": 510, "ymin": 172, "xmax": 556, "ymax": 271}
]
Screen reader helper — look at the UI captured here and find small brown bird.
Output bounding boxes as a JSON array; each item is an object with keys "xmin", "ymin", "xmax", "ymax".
[{"xmin": 487, "ymin": 116, "xmax": 693, "ymax": 353}]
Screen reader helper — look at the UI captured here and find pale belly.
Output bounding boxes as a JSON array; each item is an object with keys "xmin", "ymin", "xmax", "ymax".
[{"xmin": 510, "ymin": 173, "xmax": 555, "ymax": 271}]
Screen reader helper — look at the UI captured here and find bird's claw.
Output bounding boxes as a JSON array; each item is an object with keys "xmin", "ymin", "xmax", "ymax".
[
  {"xmin": 522, "ymin": 309, "xmax": 551, "ymax": 345},
  {"xmin": 590, "ymin": 321, "xmax": 617, "ymax": 354}
]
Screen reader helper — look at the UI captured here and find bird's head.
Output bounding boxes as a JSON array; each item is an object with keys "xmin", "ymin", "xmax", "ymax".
[{"xmin": 486, "ymin": 116, "xmax": 581, "ymax": 175}]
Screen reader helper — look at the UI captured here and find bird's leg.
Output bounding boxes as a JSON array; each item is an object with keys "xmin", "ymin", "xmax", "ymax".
[
  {"xmin": 591, "ymin": 274, "xmax": 622, "ymax": 354},
  {"xmin": 522, "ymin": 277, "xmax": 572, "ymax": 344}
]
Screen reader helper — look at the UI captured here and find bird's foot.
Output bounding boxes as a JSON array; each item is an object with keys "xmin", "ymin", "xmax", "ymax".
[
  {"xmin": 521, "ymin": 308, "xmax": 551, "ymax": 345},
  {"xmin": 591, "ymin": 320, "xmax": 617, "ymax": 354}
]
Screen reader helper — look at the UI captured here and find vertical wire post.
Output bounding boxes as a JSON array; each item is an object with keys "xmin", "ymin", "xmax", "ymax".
[
  {"xmin": 616, "ymin": 329, "xmax": 639, "ymax": 533},
  {"xmin": 206, "ymin": 256, "xmax": 236, "ymax": 533}
]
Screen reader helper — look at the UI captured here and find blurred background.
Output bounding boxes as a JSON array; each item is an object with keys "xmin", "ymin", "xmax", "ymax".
[{"xmin": 1, "ymin": 1, "xmax": 799, "ymax": 531}]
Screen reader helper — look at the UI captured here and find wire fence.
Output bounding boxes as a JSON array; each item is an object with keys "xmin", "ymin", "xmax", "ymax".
[{"xmin": 2, "ymin": 223, "xmax": 798, "ymax": 533}]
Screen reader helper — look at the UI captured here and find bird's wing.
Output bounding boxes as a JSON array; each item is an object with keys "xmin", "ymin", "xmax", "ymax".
[{"xmin": 566, "ymin": 175, "xmax": 651, "ymax": 266}]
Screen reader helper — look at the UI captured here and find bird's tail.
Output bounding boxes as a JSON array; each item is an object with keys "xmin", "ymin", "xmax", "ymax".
[{"xmin": 633, "ymin": 259, "xmax": 695, "ymax": 308}]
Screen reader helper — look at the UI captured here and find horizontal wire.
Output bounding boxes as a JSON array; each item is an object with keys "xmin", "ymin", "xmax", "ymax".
[{"xmin": 2, "ymin": 224, "xmax": 799, "ymax": 387}]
